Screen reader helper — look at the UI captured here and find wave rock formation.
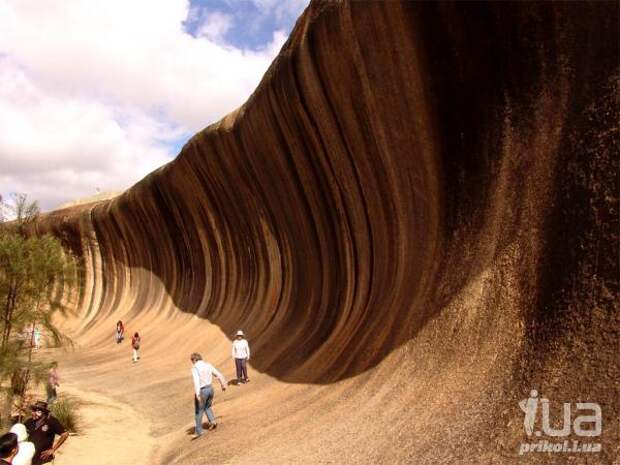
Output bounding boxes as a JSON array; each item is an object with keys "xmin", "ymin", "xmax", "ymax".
[{"xmin": 33, "ymin": 2, "xmax": 618, "ymax": 464}]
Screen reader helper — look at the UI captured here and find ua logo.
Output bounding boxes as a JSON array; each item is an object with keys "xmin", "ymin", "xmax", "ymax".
[{"xmin": 519, "ymin": 390, "xmax": 602, "ymax": 437}]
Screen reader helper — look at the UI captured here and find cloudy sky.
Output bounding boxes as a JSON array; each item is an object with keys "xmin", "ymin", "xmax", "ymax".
[{"xmin": 0, "ymin": 0, "xmax": 308, "ymax": 211}]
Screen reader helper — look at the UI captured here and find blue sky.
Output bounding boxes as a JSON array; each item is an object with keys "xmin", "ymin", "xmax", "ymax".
[
  {"xmin": 184, "ymin": 0, "xmax": 306, "ymax": 50},
  {"xmin": 0, "ymin": 0, "xmax": 309, "ymax": 211}
]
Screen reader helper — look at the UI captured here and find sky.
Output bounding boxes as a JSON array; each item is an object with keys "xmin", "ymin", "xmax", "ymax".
[{"xmin": 0, "ymin": 0, "xmax": 308, "ymax": 212}]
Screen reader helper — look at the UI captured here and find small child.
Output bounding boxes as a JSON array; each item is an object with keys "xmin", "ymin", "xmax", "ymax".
[
  {"xmin": 131, "ymin": 332, "xmax": 141, "ymax": 363},
  {"xmin": 115, "ymin": 320, "xmax": 125, "ymax": 344}
]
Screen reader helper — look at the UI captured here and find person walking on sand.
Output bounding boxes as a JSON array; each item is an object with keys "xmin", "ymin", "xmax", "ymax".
[
  {"xmin": 9, "ymin": 424, "xmax": 35, "ymax": 465},
  {"xmin": 0, "ymin": 432, "xmax": 18, "ymax": 464},
  {"xmin": 24, "ymin": 401, "xmax": 68, "ymax": 465},
  {"xmin": 190, "ymin": 353, "xmax": 227, "ymax": 438},
  {"xmin": 131, "ymin": 332, "xmax": 141, "ymax": 362},
  {"xmin": 45, "ymin": 363, "xmax": 59, "ymax": 405},
  {"xmin": 232, "ymin": 330, "xmax": 250, "ymax": 384},
  {"xmin": 115, "ymin": 320, "xmax": 125, "ymax": 344}
]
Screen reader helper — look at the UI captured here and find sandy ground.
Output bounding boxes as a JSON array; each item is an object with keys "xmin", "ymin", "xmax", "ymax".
[
  {"xmin": 53, "ymin": 383, "xmax": 156, "ymax": 465},
  {"xmin": 43, "ymin": 311, "xmax": 512, "ymax": 465}
]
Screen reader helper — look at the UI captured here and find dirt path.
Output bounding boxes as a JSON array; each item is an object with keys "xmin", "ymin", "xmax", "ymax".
[{"xmin": 53, "ymin": 383, "xmax": 156, "ymax": 465}]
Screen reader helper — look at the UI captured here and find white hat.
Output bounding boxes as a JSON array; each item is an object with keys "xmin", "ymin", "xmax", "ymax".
[
  {"xmin": 236, "ymin": 330, "xmax": 244, "ymax": 337},
  {"xmin": 10, "ymin": 423, "xmax": 28, "ymax": 442}
]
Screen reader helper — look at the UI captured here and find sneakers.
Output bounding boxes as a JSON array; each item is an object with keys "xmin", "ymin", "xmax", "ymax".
[{"xmin": 208, "ymin": 423, "xmax": 217, "ymax": 431}]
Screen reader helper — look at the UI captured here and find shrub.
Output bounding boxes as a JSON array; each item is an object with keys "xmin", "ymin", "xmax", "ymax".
[{"xmin": 50, "ymin": 397, "xmax": 82, "ymax": 434}]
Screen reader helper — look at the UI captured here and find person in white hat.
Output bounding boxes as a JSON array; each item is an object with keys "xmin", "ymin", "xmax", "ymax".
[
  {"xmin": 9, "ymin": 423, "xmax": 35, "ymax": 465},
  {"xmin": 231, "ymin": 330, "xmax": 250, "ymax": 384}
]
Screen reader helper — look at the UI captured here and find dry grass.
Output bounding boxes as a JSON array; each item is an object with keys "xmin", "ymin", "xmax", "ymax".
[{"xmin": 50, "ymin": 396, "xmax": 82, "ymax": 434}]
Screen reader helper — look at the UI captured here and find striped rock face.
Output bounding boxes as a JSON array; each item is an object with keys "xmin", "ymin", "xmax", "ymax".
[{"xmin": 31, "ymin": 2, "xmax": 618, "ymax": 464}]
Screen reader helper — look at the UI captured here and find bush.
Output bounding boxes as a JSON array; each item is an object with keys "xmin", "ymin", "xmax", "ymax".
[{"xmin": 49, "ymin": 397, "xmax": 81, "ymax": 434}]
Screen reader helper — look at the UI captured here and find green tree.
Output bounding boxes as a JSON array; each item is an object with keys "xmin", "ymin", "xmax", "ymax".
[{"xmin": 0, "ymin": 194, "xmax": 76, "ymax": 426}]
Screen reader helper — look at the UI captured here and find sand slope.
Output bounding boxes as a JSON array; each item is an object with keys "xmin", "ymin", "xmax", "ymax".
[{"xmin": 53, "ymin": 384, "xmax": 155, "ymax": 465}]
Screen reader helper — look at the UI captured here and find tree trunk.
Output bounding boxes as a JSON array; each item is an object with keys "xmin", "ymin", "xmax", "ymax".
[
  {"xmin": 1, "ymin": 281, "xmax": 15, "ymax": 348},
  {"xmin": 0, "ymin": 387, "xmax": 14, "ymax": 429},
  {"xmin": 19, "ymin": 319, "xmax": 38, "ymax": 413}
]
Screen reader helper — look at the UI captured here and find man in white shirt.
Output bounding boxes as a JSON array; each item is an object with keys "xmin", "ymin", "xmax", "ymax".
[
  {"xmin": 232, "ymin": 330, "xmax": 250, "ymax": 384},
  {"xmin": 190, "ymin": 353, "xmax": 227, "ymax": 438}
]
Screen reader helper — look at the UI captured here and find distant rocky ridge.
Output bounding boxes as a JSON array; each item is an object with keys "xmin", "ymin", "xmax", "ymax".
[{"xmin": 58, "ymin": 191, "xmax": 121, "ymax": 209}]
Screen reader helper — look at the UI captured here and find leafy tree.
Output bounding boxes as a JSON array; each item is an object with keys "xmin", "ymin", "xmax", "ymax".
[{"xmin": 0, "ymin": 194, "xmax": 76, "ymax": 426}]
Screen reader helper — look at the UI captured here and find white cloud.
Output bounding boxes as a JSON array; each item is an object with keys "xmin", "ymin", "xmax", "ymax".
[
  {"xmin": 0, "ymin": 59, "xmax": 173, "ymax": 210},
  {"xmin": 0, "ymin": 0, "xmax": 297, "ymax": 210},
  {"xmin": 196, "ymin": 11, "xmax": 234, "ymax": 43}
]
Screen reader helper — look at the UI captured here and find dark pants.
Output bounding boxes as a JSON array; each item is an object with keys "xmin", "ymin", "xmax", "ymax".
[
  {"xmin": 46, "ymin": 383, "xmax": 57, "ymax": 404},
  {"xmin": 235, "ymin": 358, "xmax": 248, "ymax": 381}
]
